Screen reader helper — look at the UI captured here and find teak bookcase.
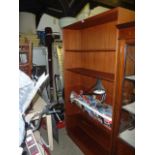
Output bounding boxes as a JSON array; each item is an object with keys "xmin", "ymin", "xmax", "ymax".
[{"xmin": 63, "ymin": 7, "xmax": 134, "ymax": 155}]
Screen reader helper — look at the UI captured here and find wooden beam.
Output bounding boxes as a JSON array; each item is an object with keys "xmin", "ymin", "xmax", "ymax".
[
  {"xmin": 58, "ymin": 0, "xmax": 69, "ymax": 16},
  {"xmin": 93, "ymin": 0, "xmax": 120, "ymax": 7},
  {"xmin": 67, "ymin": 0, "xmax": 89, "ymax": 16}
]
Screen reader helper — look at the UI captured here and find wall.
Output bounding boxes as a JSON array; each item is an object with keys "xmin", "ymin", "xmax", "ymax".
[{"xmin": 19, "ymin": 12, "xmax": 36, "ymax": 34}]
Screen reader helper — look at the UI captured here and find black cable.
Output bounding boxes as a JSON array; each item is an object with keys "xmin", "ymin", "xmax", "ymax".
[{"xmin": 29, "ymin": 106, "xmax": 61, "ymax": 132}]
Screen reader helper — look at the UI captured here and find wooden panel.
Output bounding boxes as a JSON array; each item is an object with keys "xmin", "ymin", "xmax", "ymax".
[
  {"xmin": 79, "ymin": 117, "xmax": 111, "ymax": 150},
  {"xmin": 116, "ymin": 21, "xmax": 134, "ymax": 29},
  {"xmin": 63, "ymin": 8, "xmax": 118, "ymax": 30},
  {"xmin": 115, "ymin": 138, "xmax": 135, "ymax": 155},
  {"xmin": 117, "ymin": 21, "xmax": 135, "ymax": 40},
  {"xmin": 66, "ymin": 113, "xmax": 111, "ymax": 155},
  {"xmin": 81, "ymin": 51, "xmax": 116, "ymax": 74},
  {"xmin": 67, "ymin": 68, "xmax": 114, "ymax": 81},
  {"xmin": 68, "ymin": 127, "xmax": 110, "ymax": 155},
  {"xmin": 66, "ymin": 49, "xmax": 116, "ymax": 52},
  {"xmin": 122, "ymin": 80, "xmax": 134, "ymax": 104},
  {"xmin": 65, "ymin": 114, "xmax": 80, "ymax": 129},
  {"xmin": 125, "ymin": 45, "xmax": 135, "ymax": 75},
  {"xmin": 117, "ymin": 7, "xmax": 135, "ymax": 24},
  {"xmin": 64, "ymin": 52, "xmax": 82, "ymax": 68},
  {"xmin": 63, "ymin": 7, "xmax": 134, "ymax": 30},
  {"xmin": 122, "ymin": 44, "xmax": 135, "ymax": 104},
  {"xmin": 81, "ymin": 21, "xmax": 117, "ymax": 50},
  {"xmin": 63, "ymin": 29, "xmax": 81, "ymax": 50},
  {"xmin": 64, "ymin": 72, "xmax": 82, "ymax": 115},
  {"xmin": 119, "ymin": 27, "xmax": 135, "ymax": 40}
]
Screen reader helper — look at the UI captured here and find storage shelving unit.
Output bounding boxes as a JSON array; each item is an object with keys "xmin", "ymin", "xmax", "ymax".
[
  {"xmin": 63, "ymin": 7, "xmax": 134, "ymax": 155},
  {"xmin": 67, "ymin": 68, "xmax": 114, "ymax": 82}
]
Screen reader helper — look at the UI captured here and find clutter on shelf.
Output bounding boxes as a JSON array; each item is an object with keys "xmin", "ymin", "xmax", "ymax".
[{"xmin": 70, "ymin": 91, "xmax": 112, "ymax": 128}]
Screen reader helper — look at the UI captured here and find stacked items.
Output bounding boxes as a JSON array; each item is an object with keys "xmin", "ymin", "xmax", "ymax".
[{"xmin": 70, "ymin": 91, "xmax": 112, "ymax": 128}]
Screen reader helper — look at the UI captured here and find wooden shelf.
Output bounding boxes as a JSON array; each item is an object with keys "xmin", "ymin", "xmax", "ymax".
[
  {"xmin": 72, "ymin": 103, "xmax": 112, "ymax": 131},
  {"xmin": 67, "ymin": 68, "xmax": 114, "ymax": 82},
  {"xmin": 80, "ymin": 111, "xmax": 111, "ymax": 134},
  {"xmin": 122, "ymin": 102, "xmax": 135, "ymax": 114},
  {"xmin": 119, "ymin": 129, "xmax": 135, "ymax": 148},
  {"xmin": 79, "ymin": 119, "xmax": 111, "ymax": 151},
  {"xmin": 68, "ymin": 127, "xmax": 110, "ymax": 155},
  {"xmin": 72, "ymin": 97, "xmax": 112, "ymax": 122},
  {"xmin": 64, "ymin": 8, "xmax": 118, "ymax": 30},
  {"xmin": 66, "ymin": 49, "xmax": 116, "ymax": 52}
]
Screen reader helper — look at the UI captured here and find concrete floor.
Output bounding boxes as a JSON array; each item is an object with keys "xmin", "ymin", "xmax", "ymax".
[{"xmin": 51, "ymin": 128, "xmax": 84, "ymax": 155}]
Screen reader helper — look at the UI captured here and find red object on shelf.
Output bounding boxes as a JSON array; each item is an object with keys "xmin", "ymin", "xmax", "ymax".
[{"xmin": 56, "ymin": 121, "xmax": 65, "ymax": 129}]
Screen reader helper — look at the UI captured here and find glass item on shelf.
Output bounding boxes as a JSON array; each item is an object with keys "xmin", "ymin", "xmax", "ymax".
[{"xmin": 93, "ymin": 79, "xmax": 106, "ymax": 103}]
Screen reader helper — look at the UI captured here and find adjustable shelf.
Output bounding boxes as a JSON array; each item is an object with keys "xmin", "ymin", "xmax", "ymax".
[
  {"xmin": 66, "ymin": 49, "xmax": 116, "ymax": 52},
  {"xmin": 67, "ymin": 68, "xmax": 114, "ymax": 82},
  {"xmin": 72, "ymin": 97, "xmax": 112, "ymax": 122},
  {"xmin": 122, "ymin": 102, "xmax": 135, "ymax": 114}
]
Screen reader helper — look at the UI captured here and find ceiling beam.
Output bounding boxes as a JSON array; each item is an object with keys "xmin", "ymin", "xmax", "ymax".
[
  {"xmin": 69, "ymin": 0, "xmax": 75, "ymax": 7},
  {"xmin": 67, "ymin": 0, "xmax": 89, "ymax": 16},
  {"xmin": 90, "ymin": 0, "xmax": 134, "ymax": 10},
  {"xmin": 58, "ymin": 0, "xmax": 69, "ymax": 15}
]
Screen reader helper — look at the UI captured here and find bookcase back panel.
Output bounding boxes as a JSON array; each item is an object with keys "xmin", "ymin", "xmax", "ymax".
[
  {"xmin": 64, "ymin": 52, "xmax": 82, "ymax": 68},
  {"xmin": 117, "ymin": 8, "xmax": 135, "ymax": 24},
  {"xmin": 63, "ymin": 29, "xmax": 81, "ymax": 50},
  {"xmin": 81, "ymin": 52, "xmax": 116, "ymax": 74},
  {"xmin": 81, "ymin": 21, "xmax": 117, "ymax": 50}
]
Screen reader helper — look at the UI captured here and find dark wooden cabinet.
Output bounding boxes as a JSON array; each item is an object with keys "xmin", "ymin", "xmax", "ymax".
[
  {"xmin": 113, "ymin": 22, "xmax": 135, "ymax": 155},
  {"xmin": 115, "ymin": 138, "xmax": 135, "ymax": 155},
  {"xmin": 19, "ymin": 42, "xmax": 32, "ymax": 77},
  {"xmin": 63, "ymin": 7, "xmax": 134, "ymax": 155}
]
